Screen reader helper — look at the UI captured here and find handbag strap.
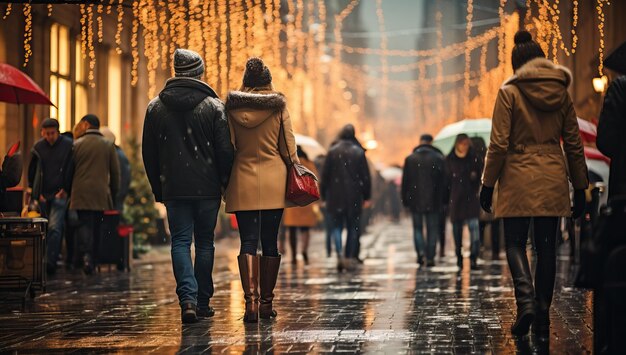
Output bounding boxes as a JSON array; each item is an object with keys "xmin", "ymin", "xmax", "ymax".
[{"xmin": 278, "ymin": 111, "xmax": 294, "ymax": 166}]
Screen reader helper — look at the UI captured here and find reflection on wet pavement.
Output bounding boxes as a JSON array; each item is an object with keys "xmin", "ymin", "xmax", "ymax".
[{"xmin": 0, "ymin": 219, "xmax": 592, "ymax": 353}]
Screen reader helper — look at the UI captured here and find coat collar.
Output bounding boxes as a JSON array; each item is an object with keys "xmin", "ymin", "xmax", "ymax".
[
  {"xmin": 504, "ymin": 57, "xmax": 573, "ymax": 87},
  {"xmin": 225, "ymin": 90, "xmax": 286, "ymax": 112}
]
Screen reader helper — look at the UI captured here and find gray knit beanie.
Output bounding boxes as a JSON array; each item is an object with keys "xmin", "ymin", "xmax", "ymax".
[{"xmin": 174, "ymin": 49, "xmax": 204, "ymax": 78}]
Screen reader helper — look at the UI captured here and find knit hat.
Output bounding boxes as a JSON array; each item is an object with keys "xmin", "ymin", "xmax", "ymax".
[
  {"xmin": 511, "ymin": 30, "xmax": 546, "ymax": 71},
  {"xmin": 243, "ymin": 57, "xmax": 272, "ymax": 88},
  {"xmin": 174, "ymin": 48, "xmax": 205, "ymax": 78}
]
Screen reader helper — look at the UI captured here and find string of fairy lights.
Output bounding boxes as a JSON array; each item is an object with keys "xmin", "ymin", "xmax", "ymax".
[{"xmin": 0, "ymin": 0, "xmax": 614, "ymax": 143}]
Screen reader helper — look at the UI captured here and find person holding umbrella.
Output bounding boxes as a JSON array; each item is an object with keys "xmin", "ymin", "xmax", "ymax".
[{"xmin": 480, "ymin": 31, "xmax": 587, "ymax": 339}]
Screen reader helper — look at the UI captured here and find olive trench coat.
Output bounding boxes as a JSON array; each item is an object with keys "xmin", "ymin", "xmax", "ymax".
[
  {"xmin": 483, "ymin": 58, "xmax": 588, "ymax": 218},
  {"xmin": 224, "ymin": 89, "xmax": 299, "ymax": 213}
]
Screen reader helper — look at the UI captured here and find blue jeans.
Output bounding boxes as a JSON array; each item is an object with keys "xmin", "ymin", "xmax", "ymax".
[
  {"xmin": 411, "ymin": 212, "xmax": 440, "ymax": 261},
  {"xmin": 329, "ymin": 211, "xmax": 360, "ymax": 258},
  {"xmin": 166, "ymin": 199, "xmax": 220, "ymax": 309},
  {"xmin": 44, "ymin": 197, "xmax": 68, "ymax": 268},
  {"xmin": 452, "ymin": 218, "xmax": 480, "ymax": 261}
]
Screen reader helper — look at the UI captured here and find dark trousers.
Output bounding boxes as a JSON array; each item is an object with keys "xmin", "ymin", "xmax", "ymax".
[
  {"xmin": 74, "ymin": 210, "xmax": 103, "ymax": 264},
  {"xmin": 329, "ymin": 210, "xmax": 361, "ymax": 259},
  {"xmin": 166, "ymin": 199, "xmax": 220, "ymax": 308},
  {"xmin": 236, "ymin": 209, "xmax": 283, "ymax": 257},
  {"xmin": 503, "ymin": 217, "xmax": 559, "ymax": 315}
]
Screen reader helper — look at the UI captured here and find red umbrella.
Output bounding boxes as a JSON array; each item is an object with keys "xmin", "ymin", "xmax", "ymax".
[{"xmin": 0, "ymin": 63, "xmax": 54, "ymax": 106}]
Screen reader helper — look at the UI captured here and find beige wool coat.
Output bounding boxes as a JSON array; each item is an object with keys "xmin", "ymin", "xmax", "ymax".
[
  {"xmin": 483, "ymin": 58, "xmax": 588, "ymax": 218},
  {"xmin": 283, "ymin": 158, "xmax": 319, "ymax": 227},
  {"xmin": 224, "ymin": 89, "xmax": 299, "ymax": 213}
]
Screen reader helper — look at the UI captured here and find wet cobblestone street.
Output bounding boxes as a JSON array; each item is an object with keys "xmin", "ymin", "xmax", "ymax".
[{"xmin": 0, "ymin": 219, "xmax": 593, "ymax": 354}]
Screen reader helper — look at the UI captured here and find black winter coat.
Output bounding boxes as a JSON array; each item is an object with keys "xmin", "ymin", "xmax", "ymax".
[
  {"xmin": 321, "ymin": 139, "xmax": 371, "ymax": 215},
  {"xmin": 597, "ymin": 75, "xmax": 626, "ymax": 199},
  {"xmin": 401, "ymin": 144, "xmax": 448, "ymax": 213},
  {"xmin": 447, "ymin": 148, "xmax": 483, "ymax": 222},
  {"xmin": 27, "ymin": 135, "xmax": 73, "ymax": 201},
  {"xmin": 142, "ymin": 78, "xmax": 234, "ymax": 202}
]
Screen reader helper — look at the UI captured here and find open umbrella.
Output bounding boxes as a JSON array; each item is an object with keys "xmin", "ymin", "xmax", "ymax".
[
  {"xmin": 0, "ymin": 63, "xmax": 54, "ymax": 106},
  {"xmin": 433, "ymin": 118, "xmax": 492, "ymax": 154},
  {"xmin": 295, "ymin": 134, "xmax": 326, "ymax": 159}
]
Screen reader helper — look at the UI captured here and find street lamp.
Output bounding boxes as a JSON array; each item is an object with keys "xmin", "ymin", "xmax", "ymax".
[{"xmin": 593, "ymin": 75, "xmax": 608, "ymax": 93}]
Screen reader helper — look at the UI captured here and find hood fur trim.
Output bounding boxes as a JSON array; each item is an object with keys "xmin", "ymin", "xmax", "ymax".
[
  {"xmin": 225, "ymin": 91, "xmax": 286, "ymax": 112},
  {"xmin": 503, "ymin": 57, "xmax": 573, "ymax": 87}
]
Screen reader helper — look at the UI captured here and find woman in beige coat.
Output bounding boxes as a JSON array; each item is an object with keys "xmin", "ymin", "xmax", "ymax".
[
  {"xmin": 225, "ymin": 57, "xmax": 299, "ymax": 323},
  {"xmin": 480, "ymin": 31, "xmax": 588, "ymax": 339},
  {"xmin": 283, "ymin": 146, "xmax": 319, "ymax": 265}
]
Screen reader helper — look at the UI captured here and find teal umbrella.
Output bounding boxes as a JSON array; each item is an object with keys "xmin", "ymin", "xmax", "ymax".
[{"xmin": 433, "ymin": 118, "xmax": 492, "ymax": 154}]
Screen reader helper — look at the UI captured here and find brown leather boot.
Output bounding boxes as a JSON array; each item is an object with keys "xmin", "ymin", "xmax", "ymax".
[
  {"xmin": 237, "ymin": 254, "xmax": 260, "ymax": 323},
  {"xmin": 259, "ymin": 255, "xmax": 281, "ymax": 319}
]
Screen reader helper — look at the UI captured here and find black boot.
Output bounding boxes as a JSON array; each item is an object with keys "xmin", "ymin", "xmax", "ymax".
[
  {"xmin": 181, "ymin": 302, "xmax": 198, "ymax": 324},
  {"xmin": 532, "ymin": 238, "xmax": 557, "ymax": 341},
  {"xmin": 289, "ymin": 230, "xmax": 298, "ymax": 265},
  {"xmin": 506, "ymin": 246, "xmax": 536, "ymax": 336}
]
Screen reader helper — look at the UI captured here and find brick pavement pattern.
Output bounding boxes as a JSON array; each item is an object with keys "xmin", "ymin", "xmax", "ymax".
[{"xmin": 0, "ymin": 219, "xmax": 593, "ymax": 353}]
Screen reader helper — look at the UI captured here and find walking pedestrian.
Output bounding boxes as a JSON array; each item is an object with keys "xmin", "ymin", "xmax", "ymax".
[
  {"xmin": 67, "ymin": 114, "xmax": 120, "ymax": 275},
  {"xmin": 597, "ymin": 47, "xmax": 626, "ymax": 199},
  {"xmin": 447, "ymin": 134, "xmax": 483, "ymax": 270},
  {"xmin": 224, "ymin": 57, "xmax": 298, "ymax": 323},
  {"xmin": 480, "ymin": 31, "xmax": 588, "ymax": 339},
  {"xmin": 283, "ymin": 146, "xmax": 319, "ymax": 265},
  {"xmin": 27, "ymin": 118, "xmax": 73, "ymax": 275},
  {"xmin": 143, "ymin": 49, "xmax": 234, "ymax": 324},
  {"xmin": 313, "ymin": 154, "xmax": 333, "ymax": 258},
  {"xmin": 101, "ymin": 127, "xmax": 131, "ymax": 212},
  {"xmin": 321, "ymin": 124, "xmax": 371, "ymax": 272},
  {"xmin": 401, "ymin": 133, "xmax": 448, "ymax": 267}
]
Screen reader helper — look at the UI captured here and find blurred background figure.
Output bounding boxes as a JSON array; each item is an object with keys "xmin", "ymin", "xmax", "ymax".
[
  {"xmin": 283, "ymin": 146, "xmax": 319, "ymax": 265},
  {"xmin": 401, "ymin": 133, "xmax": 448, "ymax": 267},
  {"xmin": 321, "ymin": 124, "xmax": 371, "ymax": 272},
  {"xmin": 101, "ymin": 127, "xmax": 131, "ymax": 212},
  {"xmin": 447, "ymin": 133, "xmax": 483, "ymax": 271},
  {"xmin": 27, "ymin": 118, "xmax": 73, "ymax": 275}
]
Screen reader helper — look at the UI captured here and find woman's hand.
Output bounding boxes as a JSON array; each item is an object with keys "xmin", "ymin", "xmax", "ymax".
[
  {"xmin": 479, "ymin": 185, "xmax": 494, "ymax": 213},
  {"xmin": 571, "ymin": 189, "xmax": 586, "ymax": 219}
]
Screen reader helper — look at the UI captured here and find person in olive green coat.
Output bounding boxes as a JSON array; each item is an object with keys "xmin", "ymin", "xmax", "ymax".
[
  {"xmin": 68, "ymin": 114, "xmax": 120, "ymax": 275},
  {"xmin": 480, "ymin": 31, "xmax": 587, "ymax": 340}
]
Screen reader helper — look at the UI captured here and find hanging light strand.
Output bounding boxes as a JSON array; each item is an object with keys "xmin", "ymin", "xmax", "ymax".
[
  {"xmin": 464, "ymin": 0, "xmax": 473, "ymax": 106},
  {"xmin": 22, "ymin": 3, "xmax": 32, "ymax": 67},
  {"xmin": 115, "ymin": 0, "xmax": 124, "ymax": 54},
  {"xmin": 87, "ymin": 4, "xmax": 96, "ymax": 87},
  {"xmin": 597, "ymin": 0, "xmax": 608, "ymax": 76},
  {"xmin": 375, "ymin": 0, "xmax": 388, "ymax": 112},
  {"xmin": 3, "ymin": 3, "xmax": 12, "ymax": 19}
]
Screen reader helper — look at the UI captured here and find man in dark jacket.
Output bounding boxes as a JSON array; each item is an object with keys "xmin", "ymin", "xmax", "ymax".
[
  {"xmin": 597, "ymin": 75, "xmax": 626, "ymax": 200},
  {"xmin": 27, "ymin": 118, "xmax": 73, "ymax": 275},
  {"xmin": 142, "ymin": 48, "xmax": 234, "ymax": 324},
  {"xmin": 447, "ymin": 134, "xmax": 483, "ymax": 270},
  {"xmin": 401, "ymin": 134, "xmax": 448, "ymax": 267},
  {"xmin": 68, "ymin": 114, "xmax": 120, "ymax": 275},
  {"xmin": 321, "ymin": 124, "xmax": 371, "ymax": 271}
]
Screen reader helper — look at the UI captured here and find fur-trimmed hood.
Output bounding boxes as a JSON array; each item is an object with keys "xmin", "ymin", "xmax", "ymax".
[
  {"xmin": 225, "ymin": 90, "xmax": 286, "ymax": 128},
  {"xmin": 504, "ymin": 58, "xmax": 573, "ymax": 112}
]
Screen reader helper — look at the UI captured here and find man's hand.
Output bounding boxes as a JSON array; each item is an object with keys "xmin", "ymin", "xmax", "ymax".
[
  {"xmin": 55, "ymin": 189, "xmax": 67, "ymax": 199},
  {"xmin": 363, "ymin": 200, "xmax": 372, "ymax": 209}
]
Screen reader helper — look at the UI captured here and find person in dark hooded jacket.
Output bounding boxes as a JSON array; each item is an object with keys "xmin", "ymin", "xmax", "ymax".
[
  {"xmin": 142, "ymin": 48, "xmax": 234, "ymax": 324},
  {"xmin": 480, "ymin": 31, "xmax": 587, "ymax": 339},
  {"xmin": 401, "ymin": 134, "xmax": 448, "ymax": 267},
  {"xmin": 321, "ymin": 124, "xmax": 371, "ymax": 271},
  {"xmin": 597, "ymin": 75, "xmax": 626, "ymax": 200}
]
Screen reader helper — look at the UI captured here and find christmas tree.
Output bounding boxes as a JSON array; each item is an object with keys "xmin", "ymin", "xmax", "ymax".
[{"xmin": 123, "ymin": 138, "xmax": 159, "ymax": 256}]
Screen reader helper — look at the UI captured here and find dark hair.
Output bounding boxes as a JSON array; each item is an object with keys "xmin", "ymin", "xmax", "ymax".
[
  {"xmin": 296, "ymin": 145, "xmax": 309, "ymax": 160},
  {"xmin": 41, "ymin": 118, "xmax": 59, "ymax": 130},
  {"xmin": 512, "ymin": 30, "xmax": 546, "ymax": 71},
  {"xmin": 419, "ymin": 134, "xmax": 433, "ymax": 143},
  {"xmin": 80, "ymin": 114, "xmax": 100, "ymax": 129},
  {"xmin": 449, "ymin": 133, "xmax": 472, "ymax": 155}
]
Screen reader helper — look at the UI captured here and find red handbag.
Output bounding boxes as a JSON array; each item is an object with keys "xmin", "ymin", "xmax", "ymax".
[{"xmin": 279, "ymin": 113, "xmax": 320, "ymax": 207}]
